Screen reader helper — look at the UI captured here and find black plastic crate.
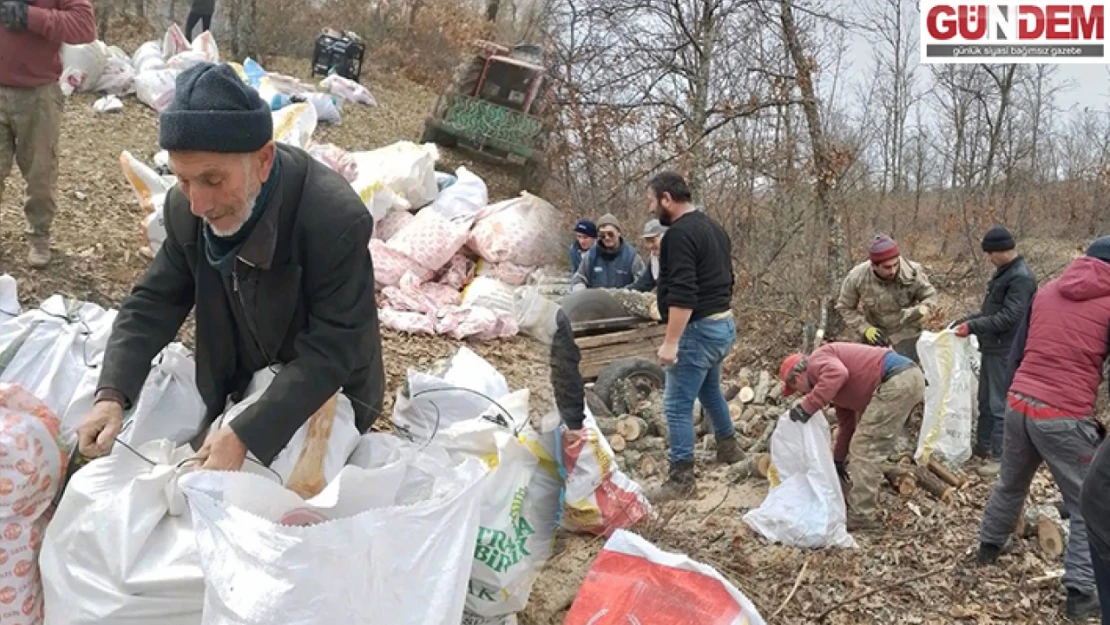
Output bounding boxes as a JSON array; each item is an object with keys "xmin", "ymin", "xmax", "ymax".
[{"xmin": 311, "ymin": 34, "xmax": 366, "ymax": 82}]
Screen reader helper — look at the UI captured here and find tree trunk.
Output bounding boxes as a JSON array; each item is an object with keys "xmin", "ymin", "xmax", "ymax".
[
  {"xmin": 779, "ymin": 0, "xmax": 846, "ymax": 302},
  {"xmin": 97, "ymin": 0, "xmax": 113, "ymax": 41}
]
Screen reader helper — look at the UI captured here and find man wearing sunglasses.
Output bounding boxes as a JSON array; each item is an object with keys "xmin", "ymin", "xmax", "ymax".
[{"xmin": 570, "ymin": 213, "xmax": 645, "ymax": 291}]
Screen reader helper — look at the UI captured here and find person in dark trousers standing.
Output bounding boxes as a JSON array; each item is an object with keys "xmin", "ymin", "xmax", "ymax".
[
  {"xmin": 0, "ymin": 0, "xmax": 96, "ymax": 267},
  {"xmin": 76, "ymin": 63, "xmax": 385, "ymax": 472},
  {"xmin": 953, "ymin": 225, "xmax": 1037, "ymax": 478},
  {"xmin": 185, "ymin": 0, "xmax": 214, "ymax": 42},
  {"xmin": 646, "ymin": 171, "xmax": 743, "ymax": 501},
  {"xmin": 1083, "ymin": 432, "xmax": 1110, "ymax": 625},
  {"xmin": 977, "ymin": 237, "xmax": 1110, "ymax": 622}
]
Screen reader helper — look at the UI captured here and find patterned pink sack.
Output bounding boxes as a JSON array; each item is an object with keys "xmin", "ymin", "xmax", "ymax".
[
  {"xmin": 369, "ymin": 239, "xmax": 431, "ymax": 288},
  {"xmin": 0, "ymin": 385, "xmax": 65, "ymax": 625},
  {"xmin": 373, "ymin": 210, "xmax": 415, "ymax": 242},
  {"xmin": 387, "ymin": 210, "xmax": 470, "ymax": 274},
  {"xmin": 378, "ymin": 309, "xmax": 436, "ymax": 335},
  {"xmin": 468, "ymin": 193, "xmax": 559, "ymax": 267},
  {"xmin": 435, "ymin": 306, "xmax": 518, "ymax": 341}
]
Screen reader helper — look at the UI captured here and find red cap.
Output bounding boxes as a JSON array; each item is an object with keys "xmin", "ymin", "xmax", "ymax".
[
  {"xmin": 779, "ymin": 353, "xmax": 805, "ymax": 396},
  {"xmin": 869, "ymin": 235, "xmax": 900, "ymax": 264}
]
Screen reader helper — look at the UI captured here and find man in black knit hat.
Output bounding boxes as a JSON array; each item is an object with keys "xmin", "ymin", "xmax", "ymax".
[
  {"xmin": 75, "ymin": 62, "xmax": 384, "ymax": 471},
  {"xmin": 953, "ymin": 225, "xmax": 1037, "ymax": 477}
]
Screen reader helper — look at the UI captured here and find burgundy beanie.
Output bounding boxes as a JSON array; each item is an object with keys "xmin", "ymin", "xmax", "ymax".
[{"xmin": 869, "ymin": 235, "xmax": 900, "ymax": 263}]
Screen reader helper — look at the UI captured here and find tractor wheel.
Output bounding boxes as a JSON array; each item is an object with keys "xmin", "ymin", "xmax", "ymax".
[
  {"xmin": 450, "ymin": 56, "xmax": 485, "ymax": 97},
  {"xmin": 520, "ymin": 154, "xmax": 549, "ymax": 195},
  {"xmin": 595, "ymin": 357, "xmax": 666, "ymax": 415}
]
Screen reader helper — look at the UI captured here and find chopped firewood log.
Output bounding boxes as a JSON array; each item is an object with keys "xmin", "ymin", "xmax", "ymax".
[
  {"xmin": 609, "ymin": 433, "xmax": 626, "ymax": 452},
  {"xmin": 927, "ymin": 459, "xmax": 967, "ymax": 488},
  {"xmin": 914, "ymin": 465, "xmax": 954, "ymax": 502},
  {"xmin": 617, "ymin": 416, "xmax": 649, "ymax": 442},
  {"xmin": 884, "ymin": 466, "xmax": 917, "ymax": 496}
]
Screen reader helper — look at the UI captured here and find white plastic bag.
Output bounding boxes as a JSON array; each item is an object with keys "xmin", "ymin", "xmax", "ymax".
[
  {"xmin": 391, "ymin": 347, "xmax": 510, "ymax": 442},
  {"xmin": 180, "ymin": 451, "xmax": 488, "ymax": 625},
  {"xmin": 161, "ymin": 23, "xmax": 190, "ymax": 60},
  {"xmin": 62, "ymin": 342, "xmax": 205, "ymax": 449},
  {"xmin": 426, "ymin": 167, "xmax": 487, "ymax": 223},
  {"xmin": 320, "ymin": 74, "xmax": 377, "ymax": 106},
  {"xmin": 565, "ymin": 530, "xmax": 767, "ymax": 625},
  {"xmin": 915, "ymin": 330, "xmax": 979, "ymax": 466},
  {"xmin": 0, "ymin": 385, "xmax": 65, "ymax": 625},
  {"xmin": 350, "ymin": 142, "xmax": 439, "ymax": 210},
  {"xmin": 166, "ymin": 50, "xmax": 209, "ymax": 72},
  {"xmin": 120, "ymin": 150, "xmax": 176, "ymax": 254},
  {"xmin": 190, "ymin": 31, "xmax": 219, "ymax": 63},
  {"xmin": 0, "ymin": 296, "xmax": 117, "ymax": 420},
  {"xmin": 93, "ymin": 95, "xmax": 123, "ymax": 113},
  {"xmin": 0, "ymin": 274, "xmax": 19, "ymax": 321},
  {"xmin": 271, "ymin": 102, "xmax": 318, "ymax": 149},
  {"xmin": 59, "ymin": 41, "xmax": 109, "ymax": 95},
  {"xmin": 461, "ymin": 276, "xmax": 516, "ymax": 315},
  {"xmin": 299, "ymin": 91, "xmax": 343, "ymax": 124},
  {"xmin": 743, "ymin": 410, "xmax": 857, "ymax": 549},
  {"xmin": 131, "ymin": 41, "xmax": 165, "ymax": 73},
  {"xmin": 135, "ymin": 68, "xmax": 181, "ymax": 112},
  {"xmin": 218, "ymin": 367, "xmax": 360, "ymax": 496},
  {"xmin": 435, "ymin": 411, "xmax": 559, "ymax": 624},
  {"xmin": 94, "ymin": 54, "xmax": 136, "ymax": 95},
  {"xmin": 40, "ymin": 442, "xmax": 208, "ymax": 625}
]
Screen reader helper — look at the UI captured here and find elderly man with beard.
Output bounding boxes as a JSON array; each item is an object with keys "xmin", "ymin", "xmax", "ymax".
[
  {"xmin": 645, "ymin": 171, "xmax": 742, "ymax": 501},
  {"xmin": 76, "ymin": 63, "xmax": 384, "ymax": 471}
]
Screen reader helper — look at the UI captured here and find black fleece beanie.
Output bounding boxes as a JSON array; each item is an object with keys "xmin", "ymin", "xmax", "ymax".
[
  {"xmin": 1087, "ymin": 236, "xmax": 1110, "ymax": 264},
  {"xmin": 981, "ymin": 225, "xmax": 1015, "ymax": 252},
  {"xmin": 159, "ymin": 63, "xmax": 272, "ymax": 153}
]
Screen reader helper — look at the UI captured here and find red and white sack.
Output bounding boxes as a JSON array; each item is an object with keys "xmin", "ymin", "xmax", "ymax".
[
  {"xmin": 378, "ymin": 309, "xmax": 435, "ymax": 335},
  {"xmin": 387, "ymin": 209, "xmax": 470, "ymax": 274},
  {"xmin": 161, "ymin": 24, "xmax": 190, "ymax": 60},
  {"xmin": 556, "ymin": 415, "xmax": 651, "ymax": 536},
  {"xmin": 320, "ymin": 74, "xmax": 377, "ymax": 106},
  {"xmin": 468, "ymin": 193, "xmax": 559, "ymax": 266},
  {"xmin": 135, "ymin": 68, "xmax": 181, "ymax": 112},
  {"xmin": 435, "ymin": 306, "xmax": 517, "ymax": 341},
  {"xmin": 476, "ymin": 260, "xmax": 534, "ymax": 287},
  {"xmin": 369, "ymin": 239, "xmax": 432, "ymax": 288},
  {"xmin": 307, "ymin": 143, "xmax": 358, "ymax": 182},
  {"xmin": 383, "ymin": 273, "xmax": 460, "ymax": 315},
  {"xmin": 0, "ymin": 385, "xmax": 65, "ymax": 625},
  {"xmin": 372, "ymin": 209, "xmax": 414, "ymax": 242},
  {"xmin": 565, "ymin": 530, "xmax": 767, "ymax": 625}
]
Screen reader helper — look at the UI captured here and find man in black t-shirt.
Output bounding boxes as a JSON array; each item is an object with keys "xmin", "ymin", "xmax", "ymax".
[{"xmin": 646, "ymin": 171, "xmax": 742, "ymax": 501}]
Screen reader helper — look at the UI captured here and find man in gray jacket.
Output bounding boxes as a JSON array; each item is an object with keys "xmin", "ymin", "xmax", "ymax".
[
  {"xmin": 77, "ymin": 63, "xmax": 384, "ymax": 471},
  {"xmin": 954, "ymin": 225, "xmax": 1037, "ymax": 477}
]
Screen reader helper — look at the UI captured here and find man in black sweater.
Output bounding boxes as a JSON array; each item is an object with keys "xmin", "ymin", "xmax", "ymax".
[
  {"xmin": 647, "ymin": 171, "xmax": 742, "ymax": 501},
  {"xmin": 953, "ymin": 225, "xmax": 1037, "ymax": 477}
]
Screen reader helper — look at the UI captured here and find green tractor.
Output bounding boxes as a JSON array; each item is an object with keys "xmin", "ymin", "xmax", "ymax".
[{"xmin": 421, "ymin": 40, "xmax": 554, "ymax": 194}]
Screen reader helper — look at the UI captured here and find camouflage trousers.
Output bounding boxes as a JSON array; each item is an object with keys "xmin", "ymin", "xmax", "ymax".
[
  {"xmin": 847, "ymin": 366, "xmax": 927, "ymax": 518},
  {"xmin": 0, "ymin": 83, "xmax": 63, "ymax": 237}
]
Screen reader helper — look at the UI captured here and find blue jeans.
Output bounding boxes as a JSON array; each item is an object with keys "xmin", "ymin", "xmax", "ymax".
[{"xmin": 663, "ymin": 316, "xmax": 736, "ymax": 464}]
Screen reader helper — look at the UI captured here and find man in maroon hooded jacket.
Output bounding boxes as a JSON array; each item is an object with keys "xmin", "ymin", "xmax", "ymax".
[
  {"xmin": 0, "ymin": 0, "xmax": 95, "ymax": 267},
  {"xmin": 977, "ymin": 238, "xmax": 1110, "ymax": 622}
]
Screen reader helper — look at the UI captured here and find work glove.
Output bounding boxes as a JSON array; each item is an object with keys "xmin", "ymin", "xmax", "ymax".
[
  {"xmin": 0, "ymin": 0, "xmax": 31, "ymax": 31},
  {"xmin": 789, "ymin": 404, "xmax": 812, "ymax": 424},
  {"xmin": 834, "ymin": 460, "xmax": 850, "ymax": 483},
  {"xmin": 863, "ymin": 326, "xmax": 889, "ymax": 347}
]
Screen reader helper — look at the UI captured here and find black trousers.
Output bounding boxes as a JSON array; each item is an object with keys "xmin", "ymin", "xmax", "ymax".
[{"xmin": 185, "ymin": 11, "xmax": 212, "ymax": 42}]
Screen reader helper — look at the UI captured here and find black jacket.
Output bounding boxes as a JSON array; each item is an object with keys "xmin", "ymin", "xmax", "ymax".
[
  {"xmin": 966, "ymin": 256, "xmax": 1037, "ymax": 353},
  {"xmin": 99, "ymin": 145, "xmax": 384, "ymax": 465}
]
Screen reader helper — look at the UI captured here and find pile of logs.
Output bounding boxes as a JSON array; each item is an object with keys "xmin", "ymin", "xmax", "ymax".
[{"xmin": 883, "ymin": 457, "xmax": 967, "ymax": 502}]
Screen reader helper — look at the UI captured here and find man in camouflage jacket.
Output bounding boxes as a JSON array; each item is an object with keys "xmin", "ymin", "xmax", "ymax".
[{"xmin": 836, "ymin": 235, "xmax": 938, "ymax": 362}]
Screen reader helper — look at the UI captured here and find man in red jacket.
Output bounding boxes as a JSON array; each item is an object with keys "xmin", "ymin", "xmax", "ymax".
[
  {"xmin": 0, "ymin": 0, "xmax": 95, "ymax": 267},
  {"xmin": 977, "ymin": 240, "xmax": 1110, "ymax": 622},
  {"xmin": 780, "ymin": 342, "xmax": 925, "ymax": 530}
]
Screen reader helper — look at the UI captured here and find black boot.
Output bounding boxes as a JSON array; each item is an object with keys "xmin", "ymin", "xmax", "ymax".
[
  {"xmin": 1066, "ymin": 588, "xmax": 1100, "ymax": 621},
  {"xmin": 648, "ymin": 460, "xmax": 696, "ymax": 502},
  {"xmin": 977, "ymin": 542, "xmax": 1002, "ymax": 565},
  {"xmin": 716, "ymin": 435, "xmax": 745, "ymax": 464}
]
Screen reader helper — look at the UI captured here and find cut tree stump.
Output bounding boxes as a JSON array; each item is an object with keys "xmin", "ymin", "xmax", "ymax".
[
  {"xmin": 595, "ymin": 416, "xmax": 619, "ymax": 437},
  {"xmin": 628, "ymin": 437, "xmax": 667, "ymax": 452},
  {"xmin": 609, "ymin": 433, "xmax": 626, "ymax": 452},
  {"xmin": 1036, "ymin": 514, "xmax": 1064, "ymax": 557},
  {"xmin": 914, "ymin": 465, "xmax": 954, "ymax": 502},
  {"xmin": 639, "ymin": 454, "xmax": 660, "ymax": 477},
  {"xmin": 617, "ymin": 416, "xmax": 649, "ymax": 441},
  {"xmin": 738, "ymin": 386, "xmax": 756, "ymax": 404},
  {"xmin": 927, "ymin": 459, "xmax": 967, "ymax": 488},
  {"xmin": 884, "ymin": 466, "xmax": 918, "ymax": 496},
  {"xmin": 753, "ymin": 371, "xmax": 772, "ymax": 404}
]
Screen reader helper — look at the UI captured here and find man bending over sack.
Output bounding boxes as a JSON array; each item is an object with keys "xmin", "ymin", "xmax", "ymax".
[
  {"xmin": 76, "ymin": 63, "xmax": 385, "ymax": 470},
  {"xmin": 779, "ymin": 342, "xmax": 925, "ymax": 531}
]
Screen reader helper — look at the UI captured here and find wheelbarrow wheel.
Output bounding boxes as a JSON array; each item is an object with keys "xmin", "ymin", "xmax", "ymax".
[{"xmin": 595, "ymin": 357, "xmax": 665, "ymax": 415}]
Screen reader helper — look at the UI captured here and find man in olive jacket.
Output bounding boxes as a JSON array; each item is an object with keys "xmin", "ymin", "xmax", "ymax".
[
  {"xmin": 76, "ymin": 63, "xmax": 384, "ymax": 470},
  {"xmin": 955, "ymin": 225, "xmax": 1037, "ymax": 476}
]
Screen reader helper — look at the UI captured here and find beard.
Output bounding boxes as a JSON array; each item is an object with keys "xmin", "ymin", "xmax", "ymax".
[
  {"xmin": 655, "ymin": 205, "xmax": 672, "ymax": 226},
  {"xmin": 208, "ymin": 184, "xmax": 261, "ymax": 238}
]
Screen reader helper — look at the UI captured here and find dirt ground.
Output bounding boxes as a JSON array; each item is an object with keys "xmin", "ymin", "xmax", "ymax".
[{"xmin": 0, "ymin": 36, "xmax": 1098, "ymax": 624}]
